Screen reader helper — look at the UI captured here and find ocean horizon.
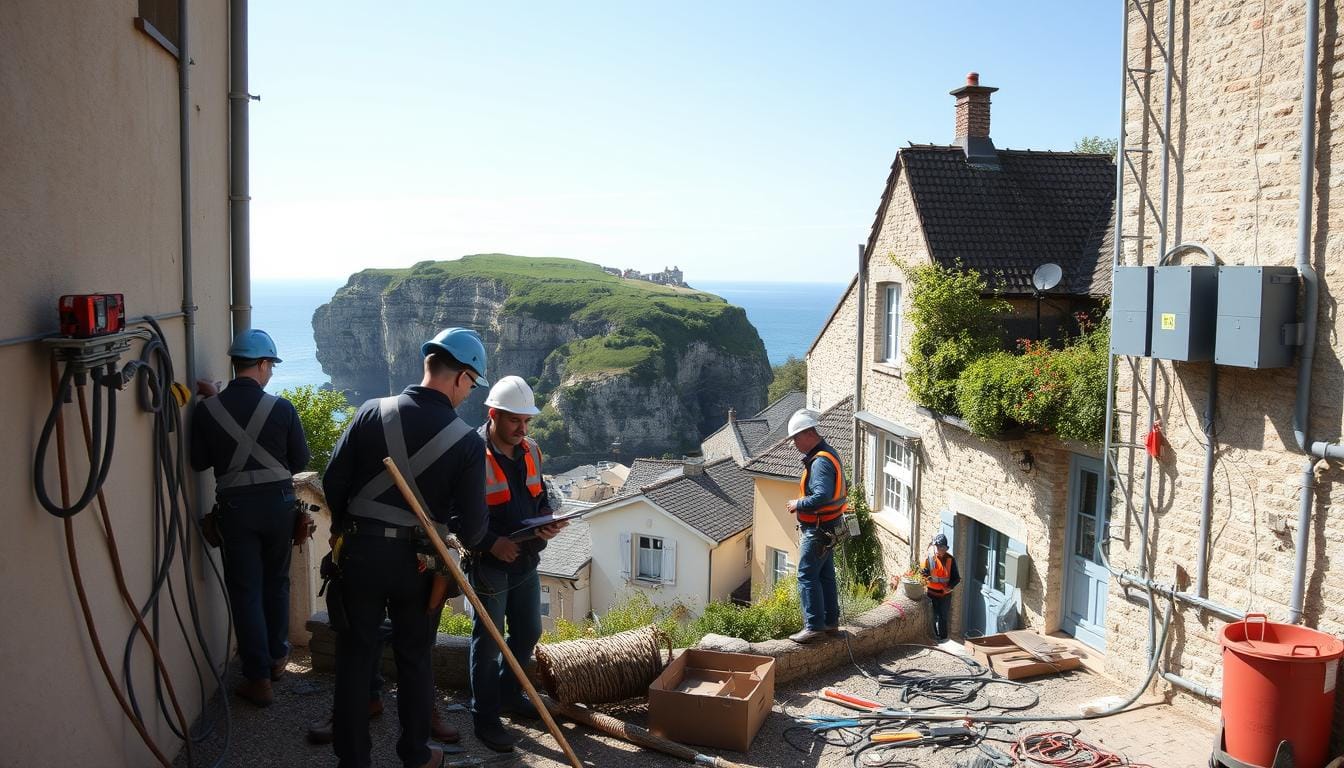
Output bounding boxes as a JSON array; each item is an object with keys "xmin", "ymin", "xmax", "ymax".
[{"xmin": 253, "ymin": 277, "xmax": 848, "ymax": 395}]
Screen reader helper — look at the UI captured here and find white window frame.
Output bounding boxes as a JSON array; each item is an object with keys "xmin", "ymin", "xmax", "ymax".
[
  {"xmin": 768, "ymin": 547, "xmax": 793, "ymax": 586},
  {"xmin": 864, "ymin": 427, "xmax": 917, "ymax": 538},
  {"xmin": 540, "ymin": 585, "xmax": 552, "ymax": 617},
  {"xmin": 636, "ymin": 535, "xmax": 664, "ymax": 581},
  {"xmin": 882, "ymin": 283, "xmax": 902, "ymax": 363}
]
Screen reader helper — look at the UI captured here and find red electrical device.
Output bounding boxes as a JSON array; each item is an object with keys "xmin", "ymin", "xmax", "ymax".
[{"xmin": 59, "ymin": 293, "xmax": 125, "ymax": 338}]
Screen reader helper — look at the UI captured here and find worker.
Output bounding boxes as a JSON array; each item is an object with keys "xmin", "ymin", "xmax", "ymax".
[
  {"xmin": 322, "ymin": 327, "xmax": 491, "ymax": 768},
  {"xmin": 468, "ymin": 375, "xmax": 567, "ymax": 753},
  {"xmin": 783, "ymin": 408, "xmax": 847, "ymax": 644},
  {"xmin": 191, "ymin": 329, "xmax": 311, "ymax": 707},
  {"xmin": 922, "ymin": 533, "xmax": 961, "ymax": 642}
]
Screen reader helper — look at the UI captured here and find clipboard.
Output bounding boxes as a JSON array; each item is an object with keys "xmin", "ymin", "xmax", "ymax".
[{"xmin": 506, "ymin": 507, "xmax": 595, "ymax": 542}]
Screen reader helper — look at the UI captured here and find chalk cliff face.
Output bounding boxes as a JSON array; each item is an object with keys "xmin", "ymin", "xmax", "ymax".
[{"xmin": 313, "ymin": 255, "xmax": 770, "ymax": 470}]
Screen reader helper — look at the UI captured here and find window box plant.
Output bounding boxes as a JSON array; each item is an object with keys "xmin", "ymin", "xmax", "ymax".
[{"xmin": 897, "ymin": 563, "xmax": 927, "ymax": 601}]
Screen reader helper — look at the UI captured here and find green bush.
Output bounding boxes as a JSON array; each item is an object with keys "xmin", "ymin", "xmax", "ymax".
[
  {"xmin": 438, "ymin": 609, "xmax": 474, "ymax": 636},
  {"xmin": 837, "ymin": 486, "xmax": 885, "ymax": 597},
  {"xmin": 279, "ymin": 385, "xmax": 353, "ymax": 472},
  {"xmin": 902, "ymin": 262, "xmax": 1009, "ymax": 413},
  {"xmin": 768, "ymin": 356, "xmax": 807, "ymax": 402}
]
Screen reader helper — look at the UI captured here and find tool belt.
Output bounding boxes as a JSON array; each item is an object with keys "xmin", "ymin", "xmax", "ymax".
[{"xmin": 337, "ymin": 516, "xmax": 462, "ymax": 598}]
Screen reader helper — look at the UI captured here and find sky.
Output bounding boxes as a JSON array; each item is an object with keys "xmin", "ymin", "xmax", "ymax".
[{"xmin": 250, "ymin": 2, "xmax": 1121, "ymax": 282}]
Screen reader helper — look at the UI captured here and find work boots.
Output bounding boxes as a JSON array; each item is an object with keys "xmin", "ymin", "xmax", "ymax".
[
  {"xmin": 474, "ymin": 718, "xmax": 519, "ymax": 753},
  {"xmin": 306, "ymin": 696, "xmax": 385, "ymax": 744},
  {"xmin": 788, "ymin": 628, "xmax": 825, "ymax": 644},
  {"xmin": 235, "ymin": 677, "xmax": 274, "ymax": 707}
]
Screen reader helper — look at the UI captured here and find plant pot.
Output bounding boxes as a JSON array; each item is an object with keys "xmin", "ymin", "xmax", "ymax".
[{"xmin": 900, "ymin": 578, "xmax": 926, "ymax": 601}]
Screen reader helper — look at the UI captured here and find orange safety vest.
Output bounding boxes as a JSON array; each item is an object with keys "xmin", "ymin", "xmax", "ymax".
[
  {"xmin": 926, "ymin": 553, "xmax": 953, "ymax": 596},
  {"xmin": 796, "ymin": 450, "xmax": 847, "ymax": 525},
  {"xmin": 484, "ymin": 437, "xmax": 544, "ymax": 506}
]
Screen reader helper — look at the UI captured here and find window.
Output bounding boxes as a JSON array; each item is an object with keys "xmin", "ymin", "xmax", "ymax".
[
  {"xmin": 769, "ymin": 548, "xmax": 792, "ymax": 586},
  {"xmin": 637, "ymin": 535, "xmax": 663, "ymax": 581},
  {"xmin": 135, "ymin": 0, "xmax": 181, "ymax": 57},
  {"xmin": 540, "ymin": 586, "xmax": 552, "ymax": 617},
  {"xmin": 745, "ymin": 533, "xmax": 753, "ymax": 565},
  {"xmin": 882, "ymin": 437, "xmax": 915, "ymax": 524},
  {"xmin": 882, "ymin": 283, "xmax": 902, "ymax": 363}
]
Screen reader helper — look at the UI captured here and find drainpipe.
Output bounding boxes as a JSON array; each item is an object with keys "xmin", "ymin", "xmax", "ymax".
[
  {"xmin": 178, "ymin": 0, "xmax": 197, "ymax": 387},
  {"xmin": 1287, "ymin": 0, "xmax": 1343, "ymax": 625},
  {"xmin": 853, "ymin": 243, "xmax": 867, "ymax": 482},
  {"xmin": 1118, "ymin": 571, "xmax": 1244, "ymax": 623},
  {"xmin": 229, "ymin": 0, "xmax": 252, "ymax": 336}
]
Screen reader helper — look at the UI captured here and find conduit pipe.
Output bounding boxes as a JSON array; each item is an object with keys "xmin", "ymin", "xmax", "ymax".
[
  {"xmin": 852, "ymin": 244, "xmax": 866, "ymax": 473},
  {"xmin": 229, "ymin": 0, "xmax": 252, "ymax": 336},
  {"xmin": 1118, "ymin": 571, "xmax": 1245, "ymax": 623},
  {"xmin": 178, "ymin": 0, "xmax": 197, "ymax": 388}
]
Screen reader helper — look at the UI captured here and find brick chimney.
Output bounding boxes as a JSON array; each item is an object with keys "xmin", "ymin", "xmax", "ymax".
[{"xmin": 950, "ymin": 72, "xmax": 999, "ymax": 168}]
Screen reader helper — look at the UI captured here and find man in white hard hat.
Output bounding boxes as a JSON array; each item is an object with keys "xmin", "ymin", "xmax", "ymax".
[
  {"xmin": 783, "ymin": 408, "xmax": 847, "ymax": 644},
  {"xmin": 468, "ymin": 375, "xmax": 567, "ymax": 752}
]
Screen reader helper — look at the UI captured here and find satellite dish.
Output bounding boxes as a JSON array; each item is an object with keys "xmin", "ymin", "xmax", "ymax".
[{"xmin": 1032, "ymin": 263, "xmax": 1063, "ymax": 292}]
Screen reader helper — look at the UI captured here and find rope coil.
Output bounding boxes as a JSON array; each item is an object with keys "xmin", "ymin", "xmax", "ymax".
[{"xmin": 534, "ymin": 625, "xmax": 671, "ymax": 704}]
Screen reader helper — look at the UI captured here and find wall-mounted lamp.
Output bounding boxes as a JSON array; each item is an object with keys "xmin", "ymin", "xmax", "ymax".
[{"xmin": 1011, "ymin": 449, "xmax": 1034, "ymax": 473}]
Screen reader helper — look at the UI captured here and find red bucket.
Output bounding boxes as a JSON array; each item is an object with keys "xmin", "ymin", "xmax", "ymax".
[{"xmin": 1219, "ymin": 614, "xmax": 1344, "ymax": 768}]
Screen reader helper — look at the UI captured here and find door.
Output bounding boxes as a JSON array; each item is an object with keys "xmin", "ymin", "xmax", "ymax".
[
  {"xmin": 965, "ymin": 520, "xmax": 1009, "ymax": 638},
  {"xmin": 1063, "ymin": 455, "xmax": 1110, "ymax": 650}
]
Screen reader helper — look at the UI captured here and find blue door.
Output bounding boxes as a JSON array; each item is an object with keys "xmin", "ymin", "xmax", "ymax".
[
  {"xmin": 965, "ymin": 521, "xmax": 1009, "ymax": 638},
  {"xmin": 1062, "ymin": 455, "xmax": 1110, "ymax": 650}
]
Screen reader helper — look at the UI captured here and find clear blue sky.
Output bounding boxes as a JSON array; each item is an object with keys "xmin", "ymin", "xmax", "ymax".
[{"xmin": 250, "ymin": 2, "xmax": 1120, "ymax": 282}]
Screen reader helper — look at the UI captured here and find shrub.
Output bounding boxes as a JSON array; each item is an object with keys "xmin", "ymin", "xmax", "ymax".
[
  {"xmin": 279, "ymin": 384, "xmax": 353, "ymax": 472},
  {"xmin": 901, "ymin": 261, "xmax": 1009, "ymax": 413},
  {"xmin": 837, "ymin": 486, "xmax": 885, "ymax": 597},
  {"xmin": 768, "ymin": 356, "xmax": 807, "ymax": 402}
]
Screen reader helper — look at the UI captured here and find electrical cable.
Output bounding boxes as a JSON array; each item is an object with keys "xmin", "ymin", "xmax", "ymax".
[
  {"xmin": 1012, "ymin": 731, "xmax": 1156, "ymax": 768},
  {"xmin": 33, "ymin": 360, "xmax": 116, "ymax": 517}
]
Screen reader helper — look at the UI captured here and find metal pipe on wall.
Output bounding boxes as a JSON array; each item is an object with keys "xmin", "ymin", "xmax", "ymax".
[
  {"xmin": 229, "ymin": 0, "xmax": 252, "ymax": 336},
  {"xmin": 1118, "ymin": 571, "xmax": 1245, "ymax": 623},
  {"xmin": 852, "ymin": 243, "xmax": 866, "ymax": 473},
  {"xmin": 1194, "ymin": 363, "xmax": 1217, "ymax": 598},
  {"xmin": 178, "ymin": 0, "xmax": 197, "ymax": 388},
  {"xmin": 1289, "ymin": 0, "xmax": 1324, "ymax": 625}
]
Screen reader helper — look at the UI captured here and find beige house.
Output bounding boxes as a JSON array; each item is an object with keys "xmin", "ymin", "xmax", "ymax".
[
  {"xmin": 537, "ymin": 520, "xmax": 593, "ymax": 632},
  {"xmin": 806, "ymin": 77, "xmax": 1116, "ymax": 646},
  {"xmin": 585, "ymin": 458, "xmax": 753, "ymax": 616},
  {"xmin": 2, "ymin": 1, "xmax": 245, "ymax": 764},
  {"xmin": 743, "ymin": 397, "xmax": 854, "ymax": 593},
  {"xmin": 1102, "ymin": 0, "xmax": 1344, "ymax": 731}
]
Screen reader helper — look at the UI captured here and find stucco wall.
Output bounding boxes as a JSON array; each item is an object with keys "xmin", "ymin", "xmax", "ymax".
[
  {"xmin": 1108, "ymin": 0, "xmax": 1344, "ymax": 727},
  {"xmin": 540, "ymin": 565, "xmax": 591, "ymax": 632},
  {"xmin": 750, "ymin": 476, "xmax": 803, "ymax": 592},
  {"xmin": 709, "ymin": 528, "xmax": 751, "ymax": 601},
  {"xmin": 807, "ymin": 280, "xmax": 858, "ymax": 412},
  {"xmin": 0, "ymin": 1, "xmax": 233, "ymax": 764},
  {"xmin": 585, "ymin": 499, "xmax": 713, "ymax": 616}
]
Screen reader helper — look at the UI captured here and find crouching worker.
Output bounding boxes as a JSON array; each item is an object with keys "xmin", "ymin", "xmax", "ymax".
[
  {"xmin": 467, "ymin": 376, "xmax": 567, "ymax": 753},
  {"xmin": 191, "ymin": 329, "xmax": 310, "ymax": 707},
  {"xmin": 322, "ymin": 327, "xmax": 491, "ymax": 768}
]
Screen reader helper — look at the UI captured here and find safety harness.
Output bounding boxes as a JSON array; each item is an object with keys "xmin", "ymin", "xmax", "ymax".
[
  {"xmin": 347, "ymin": 394, "xmax": 472, "ymax": 529},
  {"xmin": 796, "ymin": 449, "xmax": 847, "ymax": 525},
  {"xmin": 483, "ymin": 432, "xmax": 543, "ymax": 506},
  {"xmin": 201, "ymin": 393, "xmax": 293, "ymax": 490}
]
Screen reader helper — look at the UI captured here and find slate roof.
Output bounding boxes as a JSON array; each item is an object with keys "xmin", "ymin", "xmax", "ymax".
[
  {"xmin": 867, "ymin": 146, "xmax": 1115, "ymax": 297},
  {"xmin": 620, "ymin": 458, "xmax": 685, "ymax": 494},
  {"xmin": 698, "ymin": 391, "xmax": 806, "ymax": 462},
  {"xmin": 638, "ymin": 458, "xmax": 754, "ymax": 542},
  {"xmin": 744, "ymin": 396, "xmax": 854, "ymax": 480},
  {"xmin": 537, "ymin": 518, "xmax": 591, "ymax": 579}
]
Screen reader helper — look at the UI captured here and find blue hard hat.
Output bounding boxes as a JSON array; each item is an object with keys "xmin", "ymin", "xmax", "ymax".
[
  {"xmin": 228, "ymin": 328, "xmax": 282, "ymax": 363},
  {"xmin": 421, "ymin": 327, "xmax": 489, "ymax": 387},
  {"xmin": 932, "ymin": 533, "xmax": 948, "ymax": 548}
]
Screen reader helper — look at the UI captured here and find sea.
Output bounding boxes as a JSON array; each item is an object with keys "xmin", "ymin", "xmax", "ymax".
[{"xmin": 253, "ymin": 277, "xmax": 850, "ymax": 394}]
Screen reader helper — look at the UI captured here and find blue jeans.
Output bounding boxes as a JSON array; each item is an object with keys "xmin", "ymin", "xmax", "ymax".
[
  {"xmin": 797, "ymin": 523, "xmax": 839, "ymax": 631},
  {"xmin": 468, "ymin": 562, "xmax": 542, "ymax": 725},
  {"xmin": 217, "ymin": 488, "xmax": 296, "ymax": 682}
]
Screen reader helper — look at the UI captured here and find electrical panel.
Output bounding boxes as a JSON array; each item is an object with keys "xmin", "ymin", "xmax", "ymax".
[
  {"xmin": 1110, "ymin": 266, "xmax": 1153, "ymax": 356},
  {"xmin": 1214, "ymin": 266, "xmax": 1299, "ymax": 369},
  {"xmin": 1004, "ymin": 549, "xmax": 1030, "ymax": 590},
  {"xmin": 1150, "ymin": 266, "xmax": 1218, "ymax": 361}
]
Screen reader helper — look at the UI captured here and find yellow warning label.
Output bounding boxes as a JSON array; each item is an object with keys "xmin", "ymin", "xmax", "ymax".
[{"xmin": 1160, "ymin": 313, "xmax": 1176, "ymax": 331}]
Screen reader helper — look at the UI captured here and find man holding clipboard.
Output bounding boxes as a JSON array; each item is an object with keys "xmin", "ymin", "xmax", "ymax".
[{"xmin": 467, "ymin": 376, "xmax": 568, "ymax": 752}]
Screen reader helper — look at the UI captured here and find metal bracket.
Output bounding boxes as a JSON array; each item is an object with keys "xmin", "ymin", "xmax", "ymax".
[{"xmin": 42, "ymin": 329, "xmax": 149, "ymax": 375}]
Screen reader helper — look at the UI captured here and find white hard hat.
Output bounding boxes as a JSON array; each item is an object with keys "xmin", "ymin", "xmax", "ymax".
[
  {"xmin": 786, "ymin": 408, "xmax": 820, "ymax": 439},
  {"xmin": 484, "ymin": 375, "xmax": 540, "ymax": 416}
]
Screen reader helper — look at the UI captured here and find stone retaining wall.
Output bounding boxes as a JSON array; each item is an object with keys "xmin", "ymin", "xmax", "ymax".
[{"xmin": 306, "ymin": 595, "xmax": 930, "ymax": 693}]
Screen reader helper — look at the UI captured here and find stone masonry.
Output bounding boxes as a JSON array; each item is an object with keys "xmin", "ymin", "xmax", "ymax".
[{"xmin": 806, "ymin": 280, "xmax": 857, "ymax": 412}]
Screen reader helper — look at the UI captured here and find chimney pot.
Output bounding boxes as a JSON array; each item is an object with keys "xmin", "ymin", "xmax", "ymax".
[
  {"xmin": 950, "ymin": 72, "xmax": 999, "ymax": 167},
  {"xmin": 967, "ymin": 72, "xmax": 979, "ymax": 86},
  {"xmin": 727, "ymin": 407, "xmax": 736, "ymax": 424}
]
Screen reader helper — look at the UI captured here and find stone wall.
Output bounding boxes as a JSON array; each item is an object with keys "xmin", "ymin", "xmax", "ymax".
[
  {"xmin": 807, "ymin": 280, "xmax": 858, "ymax": 412},
  {"xmin": 1108, "ymin": 0, "xmax": 1344, "ymax": 729}
]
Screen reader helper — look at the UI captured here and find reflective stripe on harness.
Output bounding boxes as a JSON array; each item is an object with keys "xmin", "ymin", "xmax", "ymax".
[
  {"xmin": 796, "ymin": 450, "xmax": 847, "ymax": 524},
  {"xmin": 202, "ymin": 393, "xmax": 293, "ymax": 490},
  {"xmin": 347, "ymin": 395, "xmax": 471, "ymax": 528}
]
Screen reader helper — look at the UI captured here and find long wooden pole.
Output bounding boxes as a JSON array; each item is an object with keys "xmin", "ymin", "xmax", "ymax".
[
  {"xmin": 381, "ymin": 458, "xmax": 583, "ymax": 768},
  {"xmin": 545, "ymin": 698, "xmax": 745, "ymax": 768}
]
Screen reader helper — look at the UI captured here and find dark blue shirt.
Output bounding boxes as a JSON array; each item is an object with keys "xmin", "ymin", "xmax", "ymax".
[
  {"xmin": 190, "ymin": 377, "xmax": 310, "ymax": 498},
  {"xmin": 323, "ymin": 386, "xmax": 488, "ymax": 548},
  {"xmin": 795, "ymin": 439, "xmax": 844, "ymax": 512},
  {"xmin": 473, "ymin": 425, "xmax": 552, "ymax": 574}
]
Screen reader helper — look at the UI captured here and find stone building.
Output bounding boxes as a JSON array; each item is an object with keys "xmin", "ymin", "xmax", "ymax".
[
  {"xmin": 806, "ymin": 75, "xmax": 1117, "ymax": 645},
  {"xmin": 1103, "ymin": 0, "xmax": 1344, "ymax": 731}
]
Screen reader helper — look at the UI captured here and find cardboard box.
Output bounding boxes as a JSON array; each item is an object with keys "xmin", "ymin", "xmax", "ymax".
[
  {"xmin": 964, "ymin": 634, "xmax": 1021, "ymax": 666},
  {"xmin": 990, "ymin": 651, "xmax": 1082, "ymax": 680},
  {"xmin": 648, "ymin": 649, "xmax": 775, "ymax": 752}
]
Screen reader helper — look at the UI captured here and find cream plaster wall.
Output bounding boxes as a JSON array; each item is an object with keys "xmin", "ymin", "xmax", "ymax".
[
  {"xmin": 585, "ymin": 499, "xmax": 714, "ymax": 616},
  {"xmin": 750, "ymin": 477, "xmax": 802, "ymax": 591}
]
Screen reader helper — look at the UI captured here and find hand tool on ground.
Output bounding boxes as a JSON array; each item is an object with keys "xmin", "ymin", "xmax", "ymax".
[
  {"xmin": 543, "ymin": 697, "xmax": 745, "ymax": 768},
  {"xmin": 383, "ymin": 457, "xmax": 583, "ymax": 768}
]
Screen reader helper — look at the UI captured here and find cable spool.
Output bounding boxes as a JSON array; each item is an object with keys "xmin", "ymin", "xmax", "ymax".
[{"xmin": 534, "ymin": 625, "xmax": 671, "ymax": 704}]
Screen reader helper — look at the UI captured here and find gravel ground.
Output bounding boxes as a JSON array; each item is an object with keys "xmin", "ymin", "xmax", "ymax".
[{"xmin": 175, "ymin": 643, "xmax": 1215, "ymax": 767}]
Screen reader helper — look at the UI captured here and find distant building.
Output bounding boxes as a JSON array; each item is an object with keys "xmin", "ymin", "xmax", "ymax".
[
  {"xmin": 549, "ymin": 461, "xmax": 628, "ymax": 504},
  {"xmin": 614, "ymin": 265, "xmax": 688, "ymax": 287}
]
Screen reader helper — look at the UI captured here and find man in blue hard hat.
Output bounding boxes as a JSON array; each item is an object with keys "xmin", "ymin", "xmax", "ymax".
[
  {"xmin": 323, "ymin": 327, "xmax": 492, "ymax": 768},
  {"xmin": 191, "ymin": 328, "xmax": 311, "ymax": 707}
]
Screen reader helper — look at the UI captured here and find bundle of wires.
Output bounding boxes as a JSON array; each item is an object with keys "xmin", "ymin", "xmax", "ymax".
[
  {"xmin": 1012, "ymin": 731, "xmax": 1156, "ymax": 768},
  {"xmin": 862, "ymin": 643, "xmax": 1041, "ymax": 712}
]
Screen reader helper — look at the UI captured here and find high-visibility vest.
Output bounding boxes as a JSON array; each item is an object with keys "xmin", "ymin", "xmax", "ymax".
[
  {"xmin": 484, "ymin": 437, "xmax": 543, "ymax": 506},
  {"xmin": 927, "ymin": 554, "xmax": 953, "ymax": 596},
  {"xmin": 796, "ymin": 450, "xmax": 847, "ymax": 524}
]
